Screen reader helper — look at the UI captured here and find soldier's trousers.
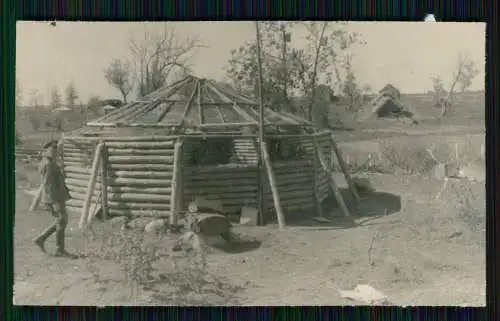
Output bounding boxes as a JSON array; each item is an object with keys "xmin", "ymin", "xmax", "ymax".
[{"xmin": 35, "ymin": 202, "xmax": 68, "ymax": 252}]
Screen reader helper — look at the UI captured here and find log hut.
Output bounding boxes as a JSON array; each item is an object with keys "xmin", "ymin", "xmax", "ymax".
[{"xmin": 61, "ymin": 75, "xmax": 357, "ymax": 227}]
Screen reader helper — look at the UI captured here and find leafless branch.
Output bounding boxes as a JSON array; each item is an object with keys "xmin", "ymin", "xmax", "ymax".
[{"xmin": 128, "ymin": 25, "xmax": 206, "ymax": 97}]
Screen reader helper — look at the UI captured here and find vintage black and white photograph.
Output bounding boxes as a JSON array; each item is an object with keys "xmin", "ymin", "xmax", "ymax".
[{"xmin": 14, "ymin": 21, "xmax": 485, "ymax": 306}]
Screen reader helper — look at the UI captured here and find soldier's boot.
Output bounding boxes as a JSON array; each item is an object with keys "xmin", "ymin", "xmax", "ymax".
[
  {"xmin": 33, "ymin": 224, "xmax": 57, "ymax": 253},
  {"xmin": 53, "ymin": 224, "xmax": 77, "ymax": 259},
  {"xmin": 33, "ymin": 237, "xmax": 46, "ymax": 253}
]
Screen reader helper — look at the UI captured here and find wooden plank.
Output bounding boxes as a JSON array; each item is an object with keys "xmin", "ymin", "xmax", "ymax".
[
  {"xmin": 105, "ymin": 142, "xmax": 175, "ymax": 149},
  {"xmin": 108, "ymin": 202, "xmax": 171, "ymax": 211},
  {"xmin": 107, "ymin": 178, "xmax": 172, "ymax": 187},
  {"xmin": 330, "ymin": 134, "xmax": 360, "ymax": 202},
  {"xmin": 316, "ymin": 147, "xmax": 350, "ymax": 218},
  {"xmin": 79, "ymin": 142, "xmax": 104, "ymax": 228},
  {"xmin": 65, "ymin": 172, "xmax": 92, "ymax": 180},
  {"xmin": 64, "ymin": 166, "xmax": 93, "ymax": 174},
  {"xmin": 108, "ymin": 155, "xmax": 174, "ymax": 164},
  {"xmin": 107, "ymin": 208, "xmax": 170, "ymax": 217},
  {"xmin": 108, "ymin": 171, "xmax": 173, "ymax": 179},
  {"xmin": 64, "ymin": 136, "xmax": 179, "ymax": 142},
  {"xmin": 108, "ymin": 164, "xmax": 174, "ymax": 171},
  {"xmin": 66, "ymin": 178, "xmax": 101, "ymax": 188},
  {"xmin": 107, "ymin": 193, "xmax": 172, "ymax": 203},
  {"xmin": 100, "ymin": 144, "xmax": 109, "ymax": 220},
  {"xmin": 170, "ymin": 139, "xmax": 184, "ymax": 227},
  {"xmin": 184, "ymin": 178, "xmax": 258, "ymax": 187},
  {"xmin": 107, "ymin": 148, "xmax": 175, "ymax": 156},
  {"xmin": 183, "ymin": 184, "xmax": 259, "ymax": 193},
  {"xmin": 261, "ymin": 142, "xmax": 285, "ymax": 229}
]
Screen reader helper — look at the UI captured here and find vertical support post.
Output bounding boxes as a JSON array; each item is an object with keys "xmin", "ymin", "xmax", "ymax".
[
  {"xmin": 316, "ymin": 146, "xmax": 351, "ymax": 218},
  {"xmin": 100, "ymin": 142, "xmax": 109, "ymax": 220},
  {"xmin": 312, "ymin": 136, "xmax": 324, "ymax": 218},
  {"xmin": 330, "ymin": 134, "xmax": 360, "ymax": 202},
  {"xmin": 79, "ymin": 142, "xmax": 104, "ymax": 228},
  {"xmin": 255, "ymin": 21, "xmax": 267, "ymax": 227},
  {"xmin": 261, "ymin": 142, "xmax": 286, "ymax": 229},
  {"xmin": 57, "ymin": 136, "xmax": 65, "ymax": 173},
  {"xmin": 28, "ymin": 185, "xmax": 42, "ymax": 212},
  {"xmin": 170, "ymin": 138, "xmax": 184, "ymax": 229},
  {"xmin": 254, "ymin": 135, "xmax": 265, "ymax": 225}
]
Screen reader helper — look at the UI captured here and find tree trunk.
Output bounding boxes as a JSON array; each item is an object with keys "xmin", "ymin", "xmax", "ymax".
[
  {"xmin": 306, "ymin": 106, "xmax": 313, "ymax": 122},
  {"xmin": 305, "ymin": 22, "xmax": 328, "ymax": 122},
  {"xmin": 440, "ymin": 100, "xmax": 449, "ymax": 117},
  {"xmin": 121, "ymin": 91, "xmax": 128, "ymax": 104}
]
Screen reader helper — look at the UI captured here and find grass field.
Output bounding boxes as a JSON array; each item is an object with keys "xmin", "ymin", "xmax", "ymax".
[{"xmin": 14, "ymin": 91, "xmax": 486, "ymax": 305}]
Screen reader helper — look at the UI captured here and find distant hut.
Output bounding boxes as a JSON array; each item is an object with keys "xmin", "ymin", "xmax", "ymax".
[
  {"xmin": 372, "ymin": 96, "xmax": 405, "ymax": 117},
  {"xmin": 61, "ymin": 75, "xmax": 356, "ymax": 227},
  {"xmin": 101, "ymin": 105, "xmax": 117, "ymax": 115},
  {"xmin": 371, "ymin": 84, "xmax": 406, "ymax": 118},
  {"xmin": 378, "ymin": 84, "xmax": 401, "ymax": 101}
]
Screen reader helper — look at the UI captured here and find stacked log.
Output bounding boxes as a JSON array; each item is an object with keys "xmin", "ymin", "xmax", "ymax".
[
  {"xmin": 106, "ymin": 140, "xmax": 175, "ymax": 217},
  {"xmin": 183, "ymin": 164, "xmax": 259, "ymax": 214},
  {"xmin": 264, "ymin": 160, "xmax": 315, "ymax": 212},
  {"xmin": 62, "ymin": 132, "xmax": 334, "ymax": 220},
  {"xmin": 233, "ymin": 138, "xmax": 258, "ymax": 164},
  {"xmin": 314, "ymin": 133, "xmax": 333, "ymax": 202},
  {"xmin": 63, "ymin": 137, "xmax": 177, "ymax": 217},
  {"xmin": 62, "ymin": 140, "xmax": 101, "ymax": 213}
]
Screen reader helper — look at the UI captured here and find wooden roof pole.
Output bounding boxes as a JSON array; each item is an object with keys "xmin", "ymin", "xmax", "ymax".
[{"xmin": 255, "ymin": 21, "xmax": 285, "ymax": 229}]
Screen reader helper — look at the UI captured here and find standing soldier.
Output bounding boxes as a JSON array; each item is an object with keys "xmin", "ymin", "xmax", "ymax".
[{"xmin": 33, "ymin": 140, "xmax": 77, "ymax": 258}]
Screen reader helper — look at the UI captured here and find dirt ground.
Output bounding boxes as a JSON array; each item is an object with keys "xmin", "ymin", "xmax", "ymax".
[{"xmin": 14, "ymin": 159, "xmax": 485, "ymax": 306}]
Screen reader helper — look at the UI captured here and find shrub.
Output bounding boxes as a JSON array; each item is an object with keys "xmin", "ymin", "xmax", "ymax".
[
  {"xmin": 82, "ymin": 226, "xmax": 242, "ymax": 304},
  {"xmin": 378, "ymin": 139, "xmax": 438, "ymax": 175}
]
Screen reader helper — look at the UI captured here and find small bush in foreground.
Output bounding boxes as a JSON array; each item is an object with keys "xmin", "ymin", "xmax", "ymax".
[{"xmin": 82, "ymin": 227, "xmax": 242, "ymax": 305}]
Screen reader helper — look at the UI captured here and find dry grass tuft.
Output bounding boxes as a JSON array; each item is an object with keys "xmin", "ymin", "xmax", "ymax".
[
  {"xmin": 81, "ymin": 226, "xmax": 243, "ymax": 305},
  {"xmin": 378, "ymin": 139, "xmax": 438, "ymax": 175}
]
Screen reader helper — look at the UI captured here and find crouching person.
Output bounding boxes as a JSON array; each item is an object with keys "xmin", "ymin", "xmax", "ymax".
[{"xmin": 33, "ymin": 140, "xmax": 77, "ymax": 259}]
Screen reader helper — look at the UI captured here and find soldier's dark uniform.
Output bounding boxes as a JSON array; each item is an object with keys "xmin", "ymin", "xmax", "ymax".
[{"xmin": 33, "ymin": 140, "xmax": 76, "ymax": 258}]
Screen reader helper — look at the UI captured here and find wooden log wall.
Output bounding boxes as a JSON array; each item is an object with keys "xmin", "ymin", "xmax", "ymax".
[
  {"xmin": 63, "ymin": 137, "xmax": 177, "ymax": 218},
  {"xmin": 62, "ymin": 139, "xmax": 101, "ymax": 214},
  {"xmin": 182, "ymin": 164, "xmax": 260, "ymax": 214},
  {"xmin": 63, "ymin": 132, "xmax": 334, "ymax": 220},
  {"xmin": 263, "ymin": 160, "xmax": 316, "ymax": 215},
  {"xmin": 233, "ymin": 138, "xmax": 259, "ymax": 164},
  {"xmin": 261, "ymin": 134, "xmax": 333, "ymax": 221},
  {"xmin": 314, "ymin": 133, "xmax": 334, "ymax": 202}
]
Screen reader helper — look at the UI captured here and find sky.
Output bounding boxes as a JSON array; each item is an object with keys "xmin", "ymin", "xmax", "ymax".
[{"xmin": 16, "ymin": 21, "xmax": 485, "ymax": 106}]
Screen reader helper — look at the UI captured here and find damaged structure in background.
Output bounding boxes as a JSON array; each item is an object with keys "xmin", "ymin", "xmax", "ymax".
[{"xmin": 370, "ymin": 84, "xmax": 418, "ymax": 125}]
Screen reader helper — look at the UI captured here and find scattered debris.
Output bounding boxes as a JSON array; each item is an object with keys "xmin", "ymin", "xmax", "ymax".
[
  {"xmin": 144, "ymin": 219, "xmax": 167, "ymax": 234},
  {"xmin": 312, "ymin": 217, "xmax": 333, "ymax": 223},
  {"xmin": 448, "ymin": 231, "xmax": 463, "ymax": 239},
  {"xmin": 339, "ymin": 284, "xmax": 389, "ymax": 305},
  {"xmin": 240, "ymin": 206, "xmax": 258, "ymax": 226},
  {"xmin": 458, "ymin": 165, "xmax": 485, "ymax": 182},
  {"xmin": 193, "ymin": 196, "xmax": 225, "ymax": 214}
]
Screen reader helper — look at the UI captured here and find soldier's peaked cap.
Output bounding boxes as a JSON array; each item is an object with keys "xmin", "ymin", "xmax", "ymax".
[{"xmin": 42, "ymin": 140, "xmax": 58, "ymax": 149}]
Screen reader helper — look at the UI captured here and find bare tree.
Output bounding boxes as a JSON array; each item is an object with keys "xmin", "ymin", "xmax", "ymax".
[
  {"xmin": 104, "ymin": 59, "xmax": 133, "ymax": 103},
  {"xmin": 16, "ymin": 79, "xmax": 22, "ymax": 107},
  {"xmin": 227, "ymin": 22, "xmax": 363, "ymax": 120},
  {"xmin": 433, "ymin": 52, "xmax": 479, "ymax": 117},
  {"xmin": 28, "ymin": 89, "xmax": 42, "ymax": 108},
  {"xmin": 64, "ymin": 80, "xmax": 79, "ymax": 108},
  {"xmin": 129, "ymin": 25, "xmax": 205, "ymax": 97},
  {"xmin": 342, "ymin": 55, "xmax": 372, "ymax": 116},
  {"xmin": 50, "ymin": 86, "xmax": 63, "ymax": 110}
]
